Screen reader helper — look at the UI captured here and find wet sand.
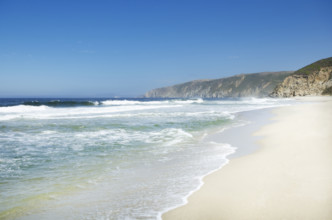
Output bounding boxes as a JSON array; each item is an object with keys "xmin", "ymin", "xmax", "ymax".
[{"xmin": 163, "ymin": 97, "xmax": 332, "ymax": 220}]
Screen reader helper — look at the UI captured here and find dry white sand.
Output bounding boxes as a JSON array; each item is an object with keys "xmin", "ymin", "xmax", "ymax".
[{"xmin": 163, "ymin": 97, "xmax": 332, "ymax": 220}]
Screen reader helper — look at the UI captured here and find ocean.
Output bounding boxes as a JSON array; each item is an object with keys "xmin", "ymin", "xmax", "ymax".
[{"xmin": 0, "ymin": 98, "xmax": 294, "ymax": 219}]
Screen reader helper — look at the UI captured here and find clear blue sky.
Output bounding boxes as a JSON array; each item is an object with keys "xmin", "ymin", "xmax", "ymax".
[{"xmin": 1, "ymin": 0, "xmax": 331, "ymax": 97}]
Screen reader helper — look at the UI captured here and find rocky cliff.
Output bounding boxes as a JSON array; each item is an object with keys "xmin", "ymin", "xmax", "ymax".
[
  {"xmin": 271, "ymin": 57, "xmax": 332, "ymax": 97},
  {"xmin": 144, "ymin": 71, "xmax": 292, "ymax": 98}
]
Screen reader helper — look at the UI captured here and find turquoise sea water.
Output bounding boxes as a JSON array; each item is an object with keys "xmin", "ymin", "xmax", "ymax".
[{"xmin": 0, "ymin": 98, "xmax": 294, "ymax": 219}]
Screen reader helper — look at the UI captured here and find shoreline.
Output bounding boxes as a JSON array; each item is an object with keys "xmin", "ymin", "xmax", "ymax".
[
  {"xmin": 158, "ymin": 105, "xmax": 287, "ymax": 219},
  {"xmin": 157, "ymin": 107, "xmax": 279, "ymax": 219},
  {"xmin": 157, "ymin": 144, "xmax": 236, "ymax": 220},
  {"xmin": 162, "ymin": 96, "xmax": 332, "ymax": 220}
]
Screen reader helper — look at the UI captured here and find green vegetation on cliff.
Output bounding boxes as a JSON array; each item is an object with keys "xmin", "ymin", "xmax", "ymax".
[
  {"xmin": 293, "ymin": 57, "xmax": 332, "ymax": 75},
  {"xmin": 146, "ymin": 57, "xmax": 332, "ymax": 98},
  {"xmin": 271, "ymin": 57, "xmax": 332, "ymax": 97}
]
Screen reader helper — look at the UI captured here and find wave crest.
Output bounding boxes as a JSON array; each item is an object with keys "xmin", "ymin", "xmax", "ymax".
[
  {"xmin": 101, "ymin": 98, "xmax": 204, "ymax": 106},
  {"xmin": 23, "ymin": 100, "xmax": 99, "ymax": 107}
]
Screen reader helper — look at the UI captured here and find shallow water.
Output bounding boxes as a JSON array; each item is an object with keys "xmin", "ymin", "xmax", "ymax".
[{"xmin": 0, "ymin": 97, "xmax": 294, "ymax": 219}]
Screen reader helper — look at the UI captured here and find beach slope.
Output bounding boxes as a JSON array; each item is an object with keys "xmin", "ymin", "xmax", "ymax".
[{"xmin": 163, "ymin": 97, "xmax": 332, "ymax": 220}]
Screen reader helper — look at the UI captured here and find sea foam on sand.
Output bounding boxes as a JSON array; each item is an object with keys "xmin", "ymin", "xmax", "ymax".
[{"xmin": 163, "ymin": 96, "xmax": 332, "ymax": 220}]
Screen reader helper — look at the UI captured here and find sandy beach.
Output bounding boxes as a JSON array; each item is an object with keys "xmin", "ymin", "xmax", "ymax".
[{"xmin": 163, "ymin": 97, "xmax": 332, "ymax": 220}]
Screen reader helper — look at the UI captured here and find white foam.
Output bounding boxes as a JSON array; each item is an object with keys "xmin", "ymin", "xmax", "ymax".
[
  {"xmin": 212, "ymin": 97, "xmax": 295, "ymax": 106},
  {"xmin": 101, "ymin": 100, "xmax": 143, "ymax": 105},
  {"xmin": 101, "ymin": 98, "xmax": 204, "ymax": 106},
  {"xmin": 41, "ymin": 130, "xmax": 57, "ymax": 135},
  {"xmin": 0, "ymin": 105, "xmax": 51, "ymax": 113},
  {"xmin": 0, "ymin": 98, "xmax": 297, "ymax": 219},
  {"xmin": 171, "ymin": 98, "xmax": 204, "ymax": 104},
  {"xmin": 0, "ymin": 105, "xmax": 182, "ymax": 121},
  {"xmin": 70, "ymin": 128, "xmax": 194, "ymax": 151},
  {"xmin": 157, "ymin": 143, "xmax": 236, "ymax": 220},
  {"xmin": 0, "ymin": 97, "xmax": 291, "ymax": 121}
]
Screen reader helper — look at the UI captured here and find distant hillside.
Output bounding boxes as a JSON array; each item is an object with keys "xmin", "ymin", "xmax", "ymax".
[
  {"xmin": 271, "ymin": 57, "xmax": 332, "ymax": 97},
  {"xmin": 144, "ymin": 71, "xmax": 293, "ymax": 98}
]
